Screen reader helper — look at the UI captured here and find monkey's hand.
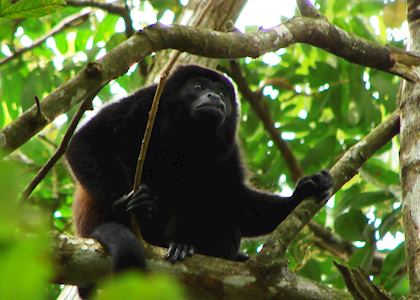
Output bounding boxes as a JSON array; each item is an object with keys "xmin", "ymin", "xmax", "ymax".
[
  {"xmin": 112, "ymin": 184, "xmax": 158, "ymax": 219},
  {"xmin": 292, "ymin": 170, "xmax": 333, "ymax": 202},
  {"xmin": 165, "ymin": 242, "xmax": 195, "ymax": 264}
]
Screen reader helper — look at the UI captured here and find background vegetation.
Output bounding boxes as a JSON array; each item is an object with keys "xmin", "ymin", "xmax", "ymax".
[{"xmin": 0, "ymin": 0, "xmax": 409, "ymax": 298}]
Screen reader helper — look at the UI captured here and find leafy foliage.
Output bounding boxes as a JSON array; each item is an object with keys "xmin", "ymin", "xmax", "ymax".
[
  {"xmin": 0, "ymin": 158, "xmax": 52, "ymax": 299},
  {"xmin": 98, "ymin": 273, "xmax": 185, "ymax": 300},
  {"xmin": 0, "ymin": 0, "xmax": 65, "ymax": 19},
  {"xmin": 0, "ymin": 0, "xmax": 408, "ymax": 298}
]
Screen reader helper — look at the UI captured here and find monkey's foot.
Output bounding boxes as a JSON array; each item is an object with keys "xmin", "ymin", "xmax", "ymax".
[{"xmin": 165, "ymin": 242, "xmax": 195, "ymax": 263}]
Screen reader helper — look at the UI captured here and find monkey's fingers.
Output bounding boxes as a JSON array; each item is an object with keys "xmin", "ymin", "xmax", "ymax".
[
  {"xmin": 165, "ymin": 242, "xmax": 180, "ymax": 263},
  {"xmin": 126, "ymin": 194, "xmax": 153, "ymax": 212},
  {"xmin": 165, "ymin": 243, "xmax": 195, "ymax": 263},
  {"xmin": 132, "ymin": 184, "xmax": 151, "ymax": 199},
  {"xmin": 178, "ymin": 244, "xmax": 195, "ymax": 261}
]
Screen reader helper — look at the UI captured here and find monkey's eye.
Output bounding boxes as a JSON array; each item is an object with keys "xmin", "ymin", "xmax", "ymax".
[{"xmin": 218, "ymin": 91, "xmax": 225, "ymax": 97}]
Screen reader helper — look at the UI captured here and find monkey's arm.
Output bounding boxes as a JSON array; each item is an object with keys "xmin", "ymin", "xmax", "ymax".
[{"xmin": 239, "ymin": 171, "xmax": 332, "ymax": 237}]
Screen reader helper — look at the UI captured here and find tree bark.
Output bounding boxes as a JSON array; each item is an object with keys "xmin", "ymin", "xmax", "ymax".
[
  {"xmin": 145, "ymin": 0, "xmax": 247, "ymax": 84},
  {"xmin": 0, "ymin": 16, "xmax": 417, "ymax": 157},
  {"xmin": 400, "ymin": 1, "xmax": 420, "ymax": 297},
  {"xmin": 53, "ymin": 234, "xmax": 351, "ymax": 300}
]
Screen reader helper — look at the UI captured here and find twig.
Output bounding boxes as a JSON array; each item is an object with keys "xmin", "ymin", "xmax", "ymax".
[
  {"xmin": 33, "ymin": 96, "xmax": 48, "ymax": 121},
  {"xmin": 122, "ymin": 0, "xmax": 134, "ymax": 37},
  {"xmin": 132, "ymin": 0, "xmax": 217, "ymax": 191},
  {"xmin": 20, "ymin": 87, "xmax": 102, "ymax": 202},
  {"xmin": 0, "ymin": 11, "xmax": 91, "ymax": 67},
  {"xmin": 223, "ymin": 61, "xmax": 304, "ymax": 181},
  {"xmin": 256, "ymin": 110, "xmax": 400, "ymax": 264},
  {"xmin": 223, "ymin": 61, "xmax": 372, "ymax": 267},
  {"xmin": 130, "ymin": 0, "xmax": 217, "ymax": 242},
  {"xmin": 132, "ymin": 52, "xmax": 181, "ymax": 191},
  {"xmin": 66, "ymin": 0, "xmax": 125, "ymax": 15},
  {"xmin": 296, "ymin": 0, "xmax": 322, "ymax": 18},
  {"xmin": 66, "ymin": 0, "xmax": 134, "ymax": 37}
]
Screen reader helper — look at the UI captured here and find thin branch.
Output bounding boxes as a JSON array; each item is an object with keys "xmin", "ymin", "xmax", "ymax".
[
  {"xmin": 66, "ymin": 0, "xmax": 134, "ymax": 37},
  {"xmin": 256, "ymin": 111, "xmax": 400, "ymax": 262},
  {"xmin": 222, "ymin": 62, "xmax": 392, "ymax": 275},
  {"xmin": 296, "ymin": 0, "xmax": 322, "ymax": 18},
  {"xmin": 0, "ymin": 11, "xmax": 91, "ymax": 67},
  {"xmin": 132, "ymin": 52, "xmax": 181, "ymax": 192},
  {"xmin": 1, "ymin": 16, "xmax": 416, "ymax": 157},
  {"xmin": 133, "ymin": 0, "xmax": 218, "ymax": 190},
  {"xmin": 20, "ymin": 95, "xmax": 93, "ymax": 201},
  {"xmin": 129, "ymin": 51, "xmax": 182, "ymax": 243},
  {"xmin": 308, "ymin": 222, "xmax": 398, "ymax": 276},
  {"xmin": 131, "ymin": 0, "xmax": 217, "ymax": 242},
  {"xmin": 20, "ymin": 63, "xmax": 104, "ymax": 202},
  {"xmin": 222, "ymin": 61, "xmax": 304, "ymax": 182},
  {"xmin": 33, "ymin": 96, "xmax": 47, "ymax": 121},
  {"xmin": 334, "ymin": 261, "xmax": 393, "ymax": 300},
  {"xmin": 122, "ymin": 0, "xmax": 134, "ymax": 37},
  {"xmin": 66, "ymin": 0, "xmax": 125, "ymax": 15}
]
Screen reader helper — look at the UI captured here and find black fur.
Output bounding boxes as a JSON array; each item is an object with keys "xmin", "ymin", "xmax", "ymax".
[{"xmin": 66, "ymin": 65, "xmax": 332, "ymax": 272}]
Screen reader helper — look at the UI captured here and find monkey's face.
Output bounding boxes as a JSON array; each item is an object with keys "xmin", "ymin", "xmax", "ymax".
[{"xmin": 179, "ymin": 77, "xmax": 232, "ymax": 126}]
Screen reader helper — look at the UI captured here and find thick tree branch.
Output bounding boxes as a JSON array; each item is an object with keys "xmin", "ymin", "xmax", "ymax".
[
  {"xmin": 0, "ymin": 11, "xmax": 91, "ymax": 67},
  {"xmin": 258, "ymin": 111, "xmax": 400, "ymax": 261},
  {"xmin": 51, "ymin": 113, "xmax": 399, "ymax": 299},
  {"xmin": 222, "ymin": 59, "xmax": 401, "ymax": 270},
  {"xmin": 142, "ymin": 20, "xmax": 420, "ymax": 80},
  {"xmin": 53, "ymin": 233, "xmax": 351, "ymax": 300},
  {"xmin": 222, "ymin": 62, "xmax": 396, "ymax": 275},
  {"xmin": 1, "ymin": 17, "xmax": 414, "ymax": 157}
]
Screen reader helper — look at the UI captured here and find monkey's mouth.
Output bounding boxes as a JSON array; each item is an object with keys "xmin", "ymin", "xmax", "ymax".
[
  {"xmin": 196, "ymin": 103, "xmax": 226, "ymax": 115},
  {"xmin": 195, "ymin": 104, "xmax": 226, "ymax": 123}
]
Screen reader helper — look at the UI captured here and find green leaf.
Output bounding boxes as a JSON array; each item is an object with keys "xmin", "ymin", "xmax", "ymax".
[
  {"xmin": 336, "ymin": 190, "xmax": 393, "ymax": 213},
  {"xmin": 378, "ymin": 206, "xmax": 402, "ymax": 238},
  {"xmin": 0, "ymin": 160, "xmax": 52, "ymax": 300},
  {"xmin": 0, "ymin": 0, "xmax": 12, "ymax": 11},
  {"xmin": 332, "ymin": 1, "xmax": 349, "ymax": 14},
  {"xmin": 378, "ymin": 242, "xmax": 405, "ymax": 285},
  {"xmin": 348, "ymin": 245, "xmax": 374, "ymax": 271},
  {"xmin": 99, "ymin": 273, "xmax": 185, "ymax": 300},
  {"xmin": 0, "ymin": 0, "xmax": 65, "ymax": 19},
  {"xmin": 301, "ymin": 135, "xmax": 337, "ymax": 169},
  {"xmin": 350, "ymin": 2, "xmax": 383, "ymax": 15},
  {"xmin": 298, "ymin": 259, "xmax": 322, "ymax": 282},
  {"xmin": 334, "ymin": 209, "xmax": 369, "ymax": 241},
  {"xmin": 362, "ymin": 159, "xmax": 400, "ymax": 186}
]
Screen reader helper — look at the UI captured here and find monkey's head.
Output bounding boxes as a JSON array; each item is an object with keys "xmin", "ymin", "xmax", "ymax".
[{"xmin": 163, "ymin": 65, "xmax": 239, "ymax": 129}]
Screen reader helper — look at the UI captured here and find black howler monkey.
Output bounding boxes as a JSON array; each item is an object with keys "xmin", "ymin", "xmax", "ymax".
[{"xmin": 66, "ymin": 65, "xmax": 332, "ymax": 282}]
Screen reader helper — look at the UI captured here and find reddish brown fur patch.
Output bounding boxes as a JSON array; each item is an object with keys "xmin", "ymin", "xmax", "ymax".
[{"xmin": 73, "ymin": 182, "xmax": 107, "ymax": 237}]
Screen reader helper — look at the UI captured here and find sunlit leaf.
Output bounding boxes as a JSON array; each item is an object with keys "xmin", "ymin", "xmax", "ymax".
[{"xmin": 0, "ymin": 0, "xmax": 65, "ymax": 19}]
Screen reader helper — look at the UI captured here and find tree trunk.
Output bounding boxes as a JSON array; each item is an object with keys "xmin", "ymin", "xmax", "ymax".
[
  {"xmin": 400, "ymin": 1, "xmax": 420, "ymax": 298},
  {"xmin": 145, "ymin": 0, "xmax": 247, "ymax": 84}
]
